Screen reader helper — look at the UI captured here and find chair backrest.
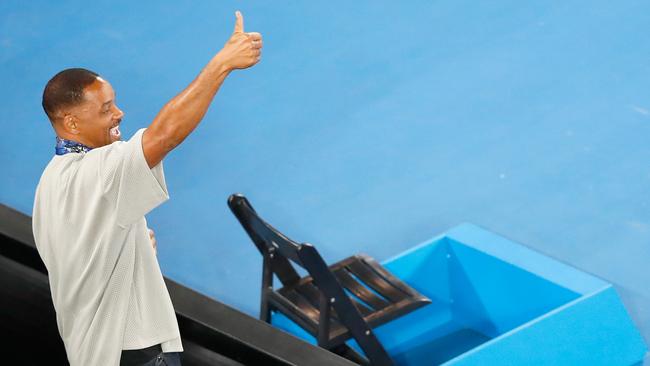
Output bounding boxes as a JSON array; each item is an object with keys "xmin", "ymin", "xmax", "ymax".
[
  {"xmin": 228, "ymin": 194, "xmax": 366, "ymax": 303},
  {"xmin": 228, "ymin": 193, "xmax": 311, "ymax": 287},
  {"xmin": 229, "ymin": 194, "xmax": 301, "ymax": 260}
]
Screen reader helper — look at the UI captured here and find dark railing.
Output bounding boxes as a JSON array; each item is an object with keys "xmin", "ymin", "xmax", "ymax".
[{"xmin": 0, "ymin": 203, "xmax": 356, "ymax": 366}]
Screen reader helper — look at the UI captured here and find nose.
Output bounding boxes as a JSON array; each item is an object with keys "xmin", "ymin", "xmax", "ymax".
[{"xmin": 114, "ymin": 105, "xmax": 125, "ymax": 120}]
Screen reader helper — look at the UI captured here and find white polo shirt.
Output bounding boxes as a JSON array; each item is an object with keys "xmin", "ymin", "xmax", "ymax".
[{"xmin": 32, "ymin": 128, "xmax": 183, "ymax": 366}]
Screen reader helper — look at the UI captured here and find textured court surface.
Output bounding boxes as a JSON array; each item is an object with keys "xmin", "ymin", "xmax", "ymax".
[{"xmin": 2, "ymin": 0, "xmax": 649, "ymax": 361}]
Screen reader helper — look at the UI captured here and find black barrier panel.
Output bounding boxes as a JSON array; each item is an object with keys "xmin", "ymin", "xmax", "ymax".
[{"xmin": 0, "ymin": 203, "xmax": 356, "ymax": 366}]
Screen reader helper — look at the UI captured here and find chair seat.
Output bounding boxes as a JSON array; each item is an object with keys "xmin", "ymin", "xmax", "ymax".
[{"xmin": 270, "ymin": 254, "xmax": 431, "ymax": 345}]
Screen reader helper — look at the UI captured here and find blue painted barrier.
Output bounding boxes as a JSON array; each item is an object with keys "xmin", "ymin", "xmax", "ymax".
[{"xmin": 273, "ymin": 223, "xmax": 647, "ymax": 365}]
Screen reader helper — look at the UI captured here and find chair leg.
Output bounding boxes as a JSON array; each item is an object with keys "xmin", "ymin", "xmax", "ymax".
[
  {"xmin": 330, "ymin": 344, "xmax": 370, "ymax": 366},
  {"xmin": 351, "ymin": 329, "xmax": 394, "ymax": 366},
  {"xmin": 260, "ymin": 294, "xmax": 271, "ymax": 322},
  {"xmin": 317, "ymin": 292, "xmax": 331, "ymax": 347},
  {"xmin": 260, "ymin": 253, "xmax": 273, "ymax": 322}
]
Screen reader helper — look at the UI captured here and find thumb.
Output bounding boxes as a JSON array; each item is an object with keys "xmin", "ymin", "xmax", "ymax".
[{"xmin": 234, "ymin": 10, "xmax": 244, "ymax": 33}]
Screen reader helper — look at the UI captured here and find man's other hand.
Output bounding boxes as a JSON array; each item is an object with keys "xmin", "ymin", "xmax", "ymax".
[
  {"xmin": 148, "ymin": 228, "xmax": 157, "ymax": 256},
  {"xmin": 219, "ymin": 11, "xmax": 263, "ymax": 71}
]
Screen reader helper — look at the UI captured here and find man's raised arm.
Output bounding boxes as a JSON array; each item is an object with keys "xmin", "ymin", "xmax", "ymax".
[{"xmin": 142, "ymin": 11, "xmax": 262, "ymax": 168}]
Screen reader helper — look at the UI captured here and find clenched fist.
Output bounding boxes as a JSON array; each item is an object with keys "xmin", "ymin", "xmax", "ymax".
[
  {"xmin": 148, "ymin": 228, "xmax": 157, "ymax": 256},
  {"xmin": 219, "ymin": 11, "xmax": 263, "ymax": 71}
]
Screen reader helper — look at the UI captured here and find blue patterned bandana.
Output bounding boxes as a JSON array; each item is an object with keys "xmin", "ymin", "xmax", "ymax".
[{"xmin": 55, "ymin": 136, "xmax": 93, "ymax": 155}]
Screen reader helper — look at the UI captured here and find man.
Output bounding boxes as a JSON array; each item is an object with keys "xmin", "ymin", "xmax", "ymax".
[{"xmin": 31, "ymin": 11, "xmax": 262, "ymax": 366}]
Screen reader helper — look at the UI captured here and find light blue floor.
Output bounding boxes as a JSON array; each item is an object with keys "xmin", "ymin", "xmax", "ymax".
[{"xmin": 2, "ymin": 1, "xmax": 649, "ymax": 362}]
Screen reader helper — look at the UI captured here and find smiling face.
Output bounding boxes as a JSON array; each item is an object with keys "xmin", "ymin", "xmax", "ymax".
[{"xmin": 54, "ymin": 77, "xmax": 124, "ymax": 148}]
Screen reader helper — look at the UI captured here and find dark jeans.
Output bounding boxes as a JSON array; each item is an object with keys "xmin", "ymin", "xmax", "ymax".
[
  {"xmin": 139, "ymin": 352, "xmax": 181, "ymax": 366},
  {"xmin": 121, "ymin": 344, "xmax": 182, "ymax": 366}
]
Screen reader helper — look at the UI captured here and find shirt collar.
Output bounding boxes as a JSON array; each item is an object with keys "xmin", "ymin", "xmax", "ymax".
[{"xmin": 55, "ymin": 136, "xmax": 94, "ymax": 156}]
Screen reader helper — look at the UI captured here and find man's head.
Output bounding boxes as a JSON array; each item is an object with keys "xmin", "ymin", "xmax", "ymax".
[{"xmin": 42, "ymin": 68, "xmax": 124, "ymax": 148}]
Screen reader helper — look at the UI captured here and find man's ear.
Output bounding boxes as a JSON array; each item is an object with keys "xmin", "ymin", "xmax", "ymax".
[{"xmin": 63, "ymin": 114, "xmax": 79, "ymax": 135}]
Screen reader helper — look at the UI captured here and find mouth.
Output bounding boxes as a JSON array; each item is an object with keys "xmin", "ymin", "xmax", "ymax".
[{"xmin": 109, "ymin": 121, "xmax": 121, "ymax": 138}]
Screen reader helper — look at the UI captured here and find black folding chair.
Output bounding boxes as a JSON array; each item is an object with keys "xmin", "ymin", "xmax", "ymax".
[{"xmin": 228, "ymin": 194, "xmax": 431, "ymax": 366}]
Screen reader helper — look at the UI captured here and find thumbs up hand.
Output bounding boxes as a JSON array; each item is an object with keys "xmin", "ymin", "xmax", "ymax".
[{"xmin": 219, "ymin": 11, "xmax": 263, "ymax": 71}]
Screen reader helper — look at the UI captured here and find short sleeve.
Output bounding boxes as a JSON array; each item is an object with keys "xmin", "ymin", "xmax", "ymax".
[{"xmin": 98, "ymin": 128, "xmax": 169, "ymax": 228}]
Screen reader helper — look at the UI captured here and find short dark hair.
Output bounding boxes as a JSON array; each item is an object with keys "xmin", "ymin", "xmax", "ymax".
[{"xmin": 42, "ymin": 68, "xmax": 99, "ymax": 122}]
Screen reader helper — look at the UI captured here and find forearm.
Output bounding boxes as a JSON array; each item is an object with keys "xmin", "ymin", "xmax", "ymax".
[{"xmin": 147, "ymin": 53, "xmax": 231, "ymax": 152}]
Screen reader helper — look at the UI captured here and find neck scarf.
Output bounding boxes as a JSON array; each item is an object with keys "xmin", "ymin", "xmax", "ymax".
[{"xmin": 55, "ymin": 136, "xmax": 93, "ymax": 156}]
